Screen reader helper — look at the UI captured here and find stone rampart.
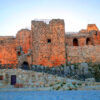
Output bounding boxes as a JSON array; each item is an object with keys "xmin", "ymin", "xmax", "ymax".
[{"xmin": 66, "ymin": 45, "xmax": 100, "ymax": 63}]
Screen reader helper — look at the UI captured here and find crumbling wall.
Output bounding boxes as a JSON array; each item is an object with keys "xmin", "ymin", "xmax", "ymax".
[
  {"xmin": 65, "ymin": 37, "xmax": 73, "ymax": 46},
  {"xmin": 92, "ymin": 31, "xmax": 100, "ymax": 45},
  {"xmin": 16, "ymin": 29, "xmax": 31, "ymax": 54},
  {"xmin": 66, "ymin": 45, "xmax": 100, "ymax": 63},
  {"xmin": 87, "ymin": 24, "xmax": 98, "ymax": 32},
  {"xmin": 65, "ymin": 36, "xmax": 87, "ymax": 46},
  {"xmin": 31, "ymin": 19, "xmax": 66, "ymax": 67},
  {"xmin": 1, "ymin": 20, "xmax": 100, "ymax": 68},
  {"xmin": 66, "ymin": 24, "xmax": 100, "ymax": 47}
]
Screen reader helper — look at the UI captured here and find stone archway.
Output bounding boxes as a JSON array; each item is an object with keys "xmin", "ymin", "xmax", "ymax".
[
  {"xmin": 21, "ymin": 61, "xmax": 30, "ymax": 70},
  {"xmin": 73, "ymin": 38, "xmax": 79, "ymax": 46}
]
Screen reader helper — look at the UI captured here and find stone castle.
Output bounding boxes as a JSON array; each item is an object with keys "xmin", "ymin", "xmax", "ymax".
[{"xmin": 0, "ymin": 19, "xmax": 100, "ymax": 68}]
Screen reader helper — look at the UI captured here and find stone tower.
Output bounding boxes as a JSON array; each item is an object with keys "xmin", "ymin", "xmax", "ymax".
[{"xmin": 31, "ymin": 19, "xmax": 66, "ymax": 67}]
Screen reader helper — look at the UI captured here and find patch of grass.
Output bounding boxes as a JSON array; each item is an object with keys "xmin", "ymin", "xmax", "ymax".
[{"xmin": 56, "ymin": 86, "xmax": 61, "ymax": 90}]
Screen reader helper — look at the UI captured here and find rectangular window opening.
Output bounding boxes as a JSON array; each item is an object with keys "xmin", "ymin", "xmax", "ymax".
[{"xmin": 47, "ymin": 39, "xmax": 51, "ymax": 43}]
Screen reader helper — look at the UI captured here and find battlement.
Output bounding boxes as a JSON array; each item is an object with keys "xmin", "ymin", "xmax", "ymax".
[
  {"xmin": 31, "ymin": 20, "xmax": 47, "ymax": 26},
  {"xmin": 31, "ymin": 19, "xmax": 64, "ymax": 28},
  {"xmin": 49, "ymin": 19, "xmax": 64, "ymax": 25}
]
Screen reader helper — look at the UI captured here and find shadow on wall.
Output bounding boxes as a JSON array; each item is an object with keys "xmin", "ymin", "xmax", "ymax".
[{"xmin": 86, "ymin": 38, "xmax": 92, "ymax": 45}]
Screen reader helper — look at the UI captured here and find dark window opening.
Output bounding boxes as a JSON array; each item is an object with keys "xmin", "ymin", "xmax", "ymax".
[
  {"xmin": 73, "ymin": 38, "xmax": 79, "ymax": 46},
  {"xmin": 47, "ymin": 39, "xmax": 51, "ymax": 43},
  {"xmin": 17, "ymin": 51, "xmax": 21, "ymax": 56},
  {"xmin": 86, "ymin": 38, "xmax": 91, "ymax": 45},
  {"xmin": 0, "ymin": 75, "xmax": 3, "ymax": 80},
  {"xmin": 95, "ymin": 31, "xmax": 98, "ymax": 36},
  {"xmin": 11, "ymin": 75, "xmax": 16, "ymax": 85}
]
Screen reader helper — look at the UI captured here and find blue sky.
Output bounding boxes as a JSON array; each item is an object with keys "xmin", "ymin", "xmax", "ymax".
[{"xmin": 0, "ymin": 0, "xmax": 100, "ymax": 36}]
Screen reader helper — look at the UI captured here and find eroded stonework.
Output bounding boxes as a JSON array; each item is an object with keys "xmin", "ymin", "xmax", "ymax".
[
  {"xmin": 0, "ymin": 19, "xmax": 100, "ymax": 67},
  {"xmin": 66, "ymin": 24, "xmax": 100, "ymax": 63},
  {"xmin": 31, "ymin": 19, "xmax": 66, "ymax": 67}
]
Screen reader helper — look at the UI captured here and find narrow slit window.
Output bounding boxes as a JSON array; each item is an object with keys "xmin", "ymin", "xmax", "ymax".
[{"xmin": 47, "ymin": 39, "xmax": 51, "ymax": 43}]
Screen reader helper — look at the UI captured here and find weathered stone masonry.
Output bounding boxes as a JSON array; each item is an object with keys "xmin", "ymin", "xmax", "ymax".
[
  {"xmin": 0, "ymin": 19, "xmax": 66, "ymax": 67},
  {"xmin": 0, "ymin": 36, "xmax": 18, "ymax": 67},
  {"xmin": 31, "ymin": 19, "xmax": 66, "ymax": 67},
  {"xmin": 0, "ymin": 19, "xmax": 100, "ymax": 67},
  {"xmin": 65, "ymin": 24, "xmax": 100, "ymax": 64},
  {"xmin": 67, "ymin": 46, "xmax": 100, "ymax": 63}
]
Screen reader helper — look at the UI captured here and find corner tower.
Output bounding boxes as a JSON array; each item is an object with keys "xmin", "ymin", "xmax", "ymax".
[{"xmin": 31, "ymin": 19, "xmax": 66, "ymax": 67}]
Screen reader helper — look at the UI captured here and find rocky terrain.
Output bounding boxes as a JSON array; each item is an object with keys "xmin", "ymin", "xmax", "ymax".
[{"xmin": 0, "ymin": 63, "xmax": 100, "ymax": 91}]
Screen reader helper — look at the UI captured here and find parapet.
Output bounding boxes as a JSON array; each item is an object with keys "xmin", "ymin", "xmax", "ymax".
[
  {"xmin": 31, "ymin": 19, "xmax": 64, "ymax": 32},
  {"xmin": 31, "ymin": 20, "xmax": 48, "ymax": 26},
  {"xmin": 31, "ymin": 19, "xmax": 64, "ymax": 26},
  {"xmin": 49, "ymin": 19, "xmax": 64, "ymax": 25}
]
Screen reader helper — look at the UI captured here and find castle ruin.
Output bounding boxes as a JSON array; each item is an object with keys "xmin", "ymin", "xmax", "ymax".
[{"xmin": 0, "ymin": 19, "xmax": 100, "ymax": 68}]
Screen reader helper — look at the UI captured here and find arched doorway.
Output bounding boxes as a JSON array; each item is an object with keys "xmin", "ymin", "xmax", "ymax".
[
  {"xmin": 21, "ymin": 61, "xmax": 30, "ymax": 70},
  {"xmin": 86, "ymin": 38, "xmax": 91, "ymax": 45},
  {"xmin": 73, "ymin": 38, "xmax": 79, "ymax": 46}
]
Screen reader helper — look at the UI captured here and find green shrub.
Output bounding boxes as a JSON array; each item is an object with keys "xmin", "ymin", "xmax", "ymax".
[{"xmin": 91, "ymin": 64, "xmax": 100, "ymax": 82}]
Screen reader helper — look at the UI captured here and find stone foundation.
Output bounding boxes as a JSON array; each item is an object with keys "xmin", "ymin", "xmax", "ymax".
[{"xmin": 0, "ymin": 69, "xmax": 66, "ymax": 88}]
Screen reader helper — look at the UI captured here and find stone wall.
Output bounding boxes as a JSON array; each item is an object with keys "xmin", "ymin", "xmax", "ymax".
[
  {"xmin": 0, "ymin": 19, "xmax": 66, "ymax": 67},
  {"xmin": 0, "ymin": 66, "xmax": 98, "ymax": 90},
  {"xmin": 0, "ymin": 19, "xmax": 100, "ymax": 68},
  {"xmin": 0, "ymin": 69, "xmax": 66, "ymax": 88},
  {"xmin": 0, "ymin": 37, "xmax": 18, "ymax": 67},
  {"xmin": 66, "ymin": 45, "xmax": 100, "ymax": 63},
  {"xmin": 65, "ymin": 36, "xmax": 87, "ymax": 46},
  {"xmin": 65, "ymin": 24, "xmax": 100, "ymax": 47},
  {"xmin": 31, "ymin": 19, "xmax": 66, "ymax": 67}
]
